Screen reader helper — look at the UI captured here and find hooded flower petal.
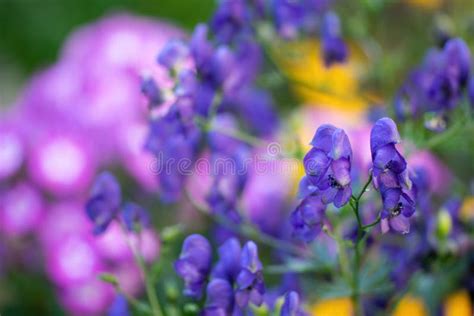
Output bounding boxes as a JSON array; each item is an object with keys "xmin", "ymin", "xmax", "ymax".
[
  {"xmin": 370, "ymin": 117, "xmax": 401, "ymax": 154},
  {"xmin": 175, "ymin": 234, "xmax": 212, "ymax": 298},
  {"xmin": 85, "ymin": 172, "xmax": 121, "ymax": 235}
]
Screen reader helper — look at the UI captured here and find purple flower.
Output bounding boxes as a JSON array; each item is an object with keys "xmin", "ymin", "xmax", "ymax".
[
  {"xmin": 108, "ymin": 295, "xmax": 130, "ymax": 316},
  {"xmin": 380, "ymin": 188, "xmax": 416, "ymax": 234},
  {"xmin": 290, "ymin": 195, "xmax": 326, "ymax": 243},
  {"xmin": 281, "ymin": 291, "xmax": 306, "ymax": 316},
  {"xmin": 212, "ymin": 238, "xmax": 242, "ymax": 282},
  {"xmin": 303, "ymin": 124, "xmax": 352, "ymax": 207},
  {"xmin": 85, "ymin": 172, "xmax": 122, "ymax": 235},
  {"xmin": 370, "ymin": 118, "xmax": 416, "ymax": 234},
  {"xmin": 396, "ymin": 37, "xmax": 471, "ymax": 120},
  {"xmin": 233, "ymin": 87, "xmax": 279, "ymax": 137},
  {"xmin": 272, "ymin": 0, "xmax": 305, "ymax": 39},
  {"xmin": 141, "ymin": 76, "xmax": 163, "ymax": 107},
  {"xmin": 157, "ymin": 39, "xmax": 189, "ymax": 70},
  {"xmin": 321, "ymin": 12, "xmax": 347, "ymax": 67},
  {"xmin": 235, "ymin": 241, "xmax": 265, "ymax": 307},
  {"xmin": 121, "ymin": 202, "xmax": 150, "ymax": 232},
  {"xmin": 145, "ymin": 105, "xmax": 201, "ymax": 202},
  {"xmin": 190, "ymin": 24, "xmax": 215, "ymax": 74},
  {"xmin": 175, "ymin": 234, "xmax": 212, "ymax": 298},
  {"xmin": 202, "ymin": 278, "xmax": 235, "ymax": 315},
  {"xmin": 211, "ymin": 0, "xmax": 251, "ymax": 44}
]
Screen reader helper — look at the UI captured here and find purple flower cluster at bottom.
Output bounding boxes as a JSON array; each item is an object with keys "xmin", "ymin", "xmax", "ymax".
[{"xmin": 175, "ymin": 236, "xmax": 266, "ymax": 314}]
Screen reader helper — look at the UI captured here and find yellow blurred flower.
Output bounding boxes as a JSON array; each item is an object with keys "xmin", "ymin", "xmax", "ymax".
[
  {"xmin": 271, "ymin": 40, "xmax": 368, "ymax": 115},
  {"xmin": 444, "ymin": 290, "xmax": 473, "ymax": 316},
  {"xmin": 311, "ymin": 297, "xmax": 353, "ymax": 316},
  {"xmin": 392, "ymin": 295, "xmax": 428, "ymax": 316},
  {"xmin": 405, "ymin": 0, "xmax": 443, "ymax": 10},
  {"xmin": 460, "ymin": 196, "xmax": 474, "ymax": 221}
]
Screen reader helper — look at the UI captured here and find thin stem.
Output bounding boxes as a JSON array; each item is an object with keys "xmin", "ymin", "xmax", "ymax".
[
  {"xmin": 349, "ymin": 174, "xmax": 374, "ymax": 316},
  {"xmin": 211, "ymin": 126, "xmax": 266, "ymax": 147},
  {"xmin": 353, "ymin": 232, "xmax": 362, "ymax": 316},
  {"xmin": 357, "ymin": 173, "xmax": 373, "ymax": 201},
  {"xmin": 122, "ymin": 226, "xmax": 163, "ymax": 316},
  {"xmin": 361, "ymin": 215, "xmax": 381, "ymax": 230}
]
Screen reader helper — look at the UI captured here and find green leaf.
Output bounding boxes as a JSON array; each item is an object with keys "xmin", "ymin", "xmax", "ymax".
[{"xmin": 98, "ymin": 273, "xmax": 118, "ymax": 286}]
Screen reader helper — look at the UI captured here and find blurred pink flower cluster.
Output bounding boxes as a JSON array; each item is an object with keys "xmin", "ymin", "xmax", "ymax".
[{"xmin": 0, "ymin": 14, "xmax": 182, "ymax": 315}]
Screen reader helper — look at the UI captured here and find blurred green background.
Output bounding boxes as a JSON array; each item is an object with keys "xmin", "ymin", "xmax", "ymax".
[{"xmin": 0, "ymin": 0, "xmax": 215, "ymax": 105}]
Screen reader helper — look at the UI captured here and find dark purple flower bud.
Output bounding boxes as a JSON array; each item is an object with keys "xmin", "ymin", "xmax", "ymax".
[
  {"xmin": 108, "ymin": 294, "xmax": 130, "ymax": 316},
  {"xmin": 442, "ymin": 38, "xmax": 471, "ymax": 87},
  {"xmin": 202, "ymin": 278, "xmax": 234, "ymax": 316},
  {"xmin": 398, "ymin": 37, "xmax": 471, "ymax": 115},
  {"xmin": 235, "ymin": 241, "xmax": 265, "ymax": 307},
  {"xmin": 85, "ymin": 172, "xmax": 121, "ymax": 235},
  {"xmin": 281, "ymin": 291, "xmax": 306, "ymax": 316},
  {"xmin": 121, "ymin": 202, "xmax": 150, "ymax": 232},
  {"xmin": 212, "ymin": 238, "xmax": 242, "ymax": 282},
  {"xmin": 141, "ymin": 76, "xmax": 163, "ymax": 107},
  {"xmin": 291, "ymin": 195, "xmax": 326, "ymax": 243},
  {"xmin": 157, "ymin": 39, "xmax": 189, "ymax": 70},
  {"xmin": 211, "ymin": 0, "xmax": 250, "ymax": 44},
  {"xmin": 175, "ymin": 234, "xmax": 212, "ymax": 299},
  {"xmin": 321, "ymin": 12, "xmax": 347, "ymax": 67},
  {"xmin": 190, "ymin": 24, "xmax": 214, "ymax": 72},
  {"xmin": 272, "ymin": 0, "xmax": 305, "ymax": 39}
]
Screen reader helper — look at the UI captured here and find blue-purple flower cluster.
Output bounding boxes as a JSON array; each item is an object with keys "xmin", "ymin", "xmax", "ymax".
[
  {"xmin": 175, "ymin": 235, "xmax": 267, "ymax": 314},
  {"xmin": 292, "ymin": 117, "xmax": 417, "ymax": 242},
  {"xmin": 142, "ymin": 0, "xmax": 347, "ymax": 210},
  {"xmin": 370, "ymin": 118, "xmax": 416, "ymax": 234},
  {"xmin": 395, "ymin": 38, "xmax": 473, "ymax": 131}
]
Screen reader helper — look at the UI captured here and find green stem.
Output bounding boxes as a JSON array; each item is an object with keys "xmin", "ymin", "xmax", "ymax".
[
  {"xmin": 353, "ymin": 231, "xmax": 362, "ymax": 316},
  {"xmin": 361, "ymin": 215, "xmax": 381, "ymax": 230},
  {"xmin": 211, "ymin": 126, "xmax": 265, "ymax": 147},
  {"xmin": 357, "ymin": 173, "xmax": 373, "ymax": 201},
  {"xmin": 123, "ymin": 227, "xmax": 163, "ymax": 316},
  {"xmin": 349, "ymin": 174, "xmax": 374, "ymax": 316}
]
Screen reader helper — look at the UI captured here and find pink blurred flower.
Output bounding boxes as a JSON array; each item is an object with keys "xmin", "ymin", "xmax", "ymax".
[
  {"xmin": 118, "ymin": 121, "xmax": 159, "ymax": 191},
  {"xmin": 59, "ymin": 278, "xmax": 114, "ymax": 316},
  {"xmin": 45, "ymin": 234, "xmax": 103, "ymax": 286},
  {"xmin": 0, "ymin": 116, "xmax": 24, "ymax": 180},
  {"xmin": 39, "ymin": 202, "xmax": 92, "ymax": 244},
  {"xmin": 28, "ymin": 133, "xmax": 95, "ymax": 196},
  {"xmin": 0, "ymin": 182, "xmax": 44, "ymax": 237}
]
